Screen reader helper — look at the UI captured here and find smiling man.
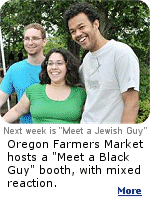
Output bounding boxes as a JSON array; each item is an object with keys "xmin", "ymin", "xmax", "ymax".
[
  {"xmin": 0, "ymin": 23, "xmax": 47, "ymax": 123},
  {"xmin": 64, "ymin": 2, "xmax": 139, "ymax": 124}
]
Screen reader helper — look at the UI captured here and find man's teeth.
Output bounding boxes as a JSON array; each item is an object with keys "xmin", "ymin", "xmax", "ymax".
[{"xmin": 80, "ymin": 37, "xmax": 86, "ymax": 42}]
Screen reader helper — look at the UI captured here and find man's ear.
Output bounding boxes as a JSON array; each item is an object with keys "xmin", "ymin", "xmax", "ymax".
[
  {"xmin": 93, "ymin": 19, "xmax": 100, "ymax": 29},
  {"xmin": 43, "ymin": 38, "xmax": 47, "ymax": 47}
]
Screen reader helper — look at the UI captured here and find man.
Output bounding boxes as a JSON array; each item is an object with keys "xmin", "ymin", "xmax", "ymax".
[
  {"xmin": 0, "ymin": 23, "xmax": 47, "ymax": 123},
  {"xmin": 8, "ymin": 51, "xmax": 14, "ymax": 65},
  {"xmin": 64, "ymin": 2, "xmax": 139, "ymax": 124},
  {"xmin": 18, "ymin": 50, "xmax": 23, "ymax": 61}
]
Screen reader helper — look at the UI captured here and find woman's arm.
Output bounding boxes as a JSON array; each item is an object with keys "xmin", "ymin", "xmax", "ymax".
[{"xmin": 2, "ymin": 93, "xmax": 30, "ymax": 123}]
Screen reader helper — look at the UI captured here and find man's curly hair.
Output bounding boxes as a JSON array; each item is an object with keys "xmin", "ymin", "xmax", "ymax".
[{"xmin": 64, "ymin": 2, "xmax": 100, "ymax": 31}]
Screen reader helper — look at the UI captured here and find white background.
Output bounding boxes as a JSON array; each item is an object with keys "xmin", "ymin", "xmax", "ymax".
[
  {"xmin": 0, "ymin": 122, "xmax": 149, "ymax": 200},
  {"xmin": 0, "ymin": 0, "xmax": 150, "ymax": 199}
]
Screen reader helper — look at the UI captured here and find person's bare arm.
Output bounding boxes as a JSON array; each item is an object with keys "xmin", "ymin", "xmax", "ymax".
[
  {"xmin": 121, "ymin": 88, "xmax": 139, "ymax": 123},
  {"xmin": 2, "ymin": 93, "xmax": 30, "ymax": 123},
  {"xmin": 0, "ymin": 90, "xmax": 9, "ymax": 108}
]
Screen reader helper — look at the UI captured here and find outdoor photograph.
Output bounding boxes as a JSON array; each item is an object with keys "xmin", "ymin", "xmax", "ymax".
[{"xmin": 0, "ymin": 0, "xmax": 149, "ymax": 124}]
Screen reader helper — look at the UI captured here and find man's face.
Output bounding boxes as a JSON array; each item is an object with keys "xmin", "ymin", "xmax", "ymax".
[
  {"xmin": 24, "ymin": 28, "xmax": 46, "ymax": 56},
  {"xmin": 68, "ymin": 13, "xmax": 99, "ymax": 52}
]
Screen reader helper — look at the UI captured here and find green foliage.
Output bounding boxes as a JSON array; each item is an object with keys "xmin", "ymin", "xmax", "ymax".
[
  {"xmin": 1, "ymin": 0, "xmax": 149, "ymax": 61},
  {"xmin": 137, "ymin": 61, "xmax": 150, "ymax": 123},
  {"xmin": 1, "ymin": 0, "xmax": 149, "ymax": 122},
  {"xmin": 136, "ymin": 100, "xmax": 150, "ymax": 123},
  {"xmin": 139, "ymin": 62, "xmax": 150, "ymax": 101},
  {"xmin": 44, "ymin": 35, "xmax": 67, "ymax": 55}
]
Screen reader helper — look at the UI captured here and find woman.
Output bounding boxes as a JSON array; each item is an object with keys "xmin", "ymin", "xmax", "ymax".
[{"xmin": 3, "ymin": 49, "xmax": 86, "ymax": 124}]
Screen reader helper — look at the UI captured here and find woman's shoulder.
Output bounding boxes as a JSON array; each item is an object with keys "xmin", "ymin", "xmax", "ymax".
[
  {"xmin": 25, "ymin": 84, "xmax": 46, "ymax": 100},
  {"xmin": 72, "ymin": 86, "xmax": 86, "ymax": 95},
  {"xmin": 26, "ymin": 83, "xmax": 45, "ymax": 93}
]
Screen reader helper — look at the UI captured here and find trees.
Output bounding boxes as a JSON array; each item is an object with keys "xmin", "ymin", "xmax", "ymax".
[
  {"xmin": 1, "ymin": 0, "xmax": 149, "ymax": 59},
  {"xmin": 1, "ymin": 0, "xmax": 54, "ymax": 62},
  {"xmin": 1, "ymin": 0, "xmax": 149, "ymax": 122}
]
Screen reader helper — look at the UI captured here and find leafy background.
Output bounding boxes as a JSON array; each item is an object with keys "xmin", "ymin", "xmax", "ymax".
[{"xmin": 0, "ymin": 0, "xmax": 150, "ymax": 123}]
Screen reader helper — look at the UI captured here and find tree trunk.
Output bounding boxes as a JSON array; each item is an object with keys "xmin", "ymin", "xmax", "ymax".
[{"xmin": 67, "ymin": 37, "xmax": 80, "ymax": 59}]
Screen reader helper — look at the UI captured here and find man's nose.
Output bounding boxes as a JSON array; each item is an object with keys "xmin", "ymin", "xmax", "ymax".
[
  {"xmin": 75, "ymin": 29, "xmax": 82, "ymax": 38},
  {"xmin": 28, "ymin": 38, "xmax": 34, "ymax": 44}
]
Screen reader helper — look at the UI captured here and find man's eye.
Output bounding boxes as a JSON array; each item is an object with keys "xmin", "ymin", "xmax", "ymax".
[
  {"xmin": 70, "ymin": 30, "xmax": 75, "ymax": 34},
  {"xmin": 79, "ymin": 26, "xmax": 85, "ymax": 30},
  {"xmin": 32, "ymin": 37, "xmax": 38, "ymax": 40}
]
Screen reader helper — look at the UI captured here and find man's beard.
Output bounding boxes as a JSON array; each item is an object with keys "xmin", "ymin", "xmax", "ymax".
[{"xmin": 28, "ymin": 51, "xmax": 38, "ymax": 56}]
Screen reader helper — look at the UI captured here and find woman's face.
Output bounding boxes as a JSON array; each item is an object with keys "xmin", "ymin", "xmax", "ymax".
[{"xmin": 47, "ymin": 52, "xmax": 67, "ymax": 85}]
